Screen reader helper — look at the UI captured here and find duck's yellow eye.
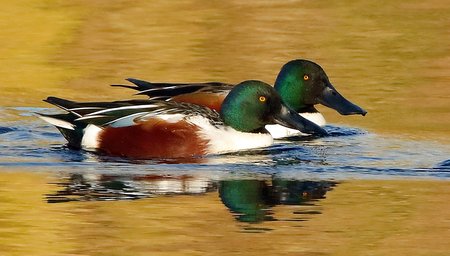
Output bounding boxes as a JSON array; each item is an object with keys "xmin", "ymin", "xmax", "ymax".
[
  {"xmin": 303, "ymin": 74, "xmax": 309, "ymax": 80},
  {"xmin": 259, "ymin": 96, "xmax": 266, "ymax": 102}
]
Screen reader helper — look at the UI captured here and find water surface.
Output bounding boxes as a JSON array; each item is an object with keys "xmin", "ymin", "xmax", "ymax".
[{"xmin": 1, "ymin": 1, "xmax": 450, "ymax": 255}]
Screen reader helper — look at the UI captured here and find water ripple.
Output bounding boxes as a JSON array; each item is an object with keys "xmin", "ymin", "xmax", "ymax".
[{"xmin": 1, "ymin": 107, "xmax": 450, "ymax": 180}]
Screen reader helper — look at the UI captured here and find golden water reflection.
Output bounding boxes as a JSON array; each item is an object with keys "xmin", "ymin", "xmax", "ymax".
[
  {"xmin": 0, "ymin": 0, "xmax": 449, "ymax": 142},
  {"xmin": 1, "ymin": 171, "xmax": 450, "ymax": 255}
]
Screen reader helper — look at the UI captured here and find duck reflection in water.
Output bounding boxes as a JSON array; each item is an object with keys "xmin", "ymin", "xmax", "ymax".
[
  {"xmin": 219, "ymin": 179, "xmax": 337, "ymax": 223},
  {"xmin": 47, "ymin": 173, "xmax": 217, "ymax": 202},
  {"xmin": 47, "ymin": 173, "xmax": 337, "ymax": 223}
]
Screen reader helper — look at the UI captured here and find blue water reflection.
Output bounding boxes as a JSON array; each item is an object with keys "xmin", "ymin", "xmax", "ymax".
[{"xmin": 1, "ymin": 107, "xmax": 450, "ymax": 180}]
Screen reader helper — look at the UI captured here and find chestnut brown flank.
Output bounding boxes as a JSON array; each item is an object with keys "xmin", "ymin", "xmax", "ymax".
[
  {"xmin": 171, "ymin": 92, "xmax": 226, "ymax": 112},
  {"xmin": 98, "ymin": 118, "xmax": 209, "ymax": 159}
]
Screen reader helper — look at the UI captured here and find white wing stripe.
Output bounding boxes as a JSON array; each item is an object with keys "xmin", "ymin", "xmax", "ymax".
[{"xmin": 84, "ymin": 104, "xmax": 159, "ymax": 116}]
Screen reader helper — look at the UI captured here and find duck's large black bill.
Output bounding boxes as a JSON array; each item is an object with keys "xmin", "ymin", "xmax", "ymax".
[
  {"xmin": 318, "ymin": 85, "xmax": 367, "ymax": 116},
  {"xmin": 273, "ymin": 105, "xmax": 328, "ymax": 136}
]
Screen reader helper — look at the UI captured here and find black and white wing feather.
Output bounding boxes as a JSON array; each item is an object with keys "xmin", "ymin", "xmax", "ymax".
[
  {"xmin": 42, "ymin": 97, "xmax": 223, "ymax": 128},
  {"xmin": 111, "ymin": 78, "xmax": 234, "ymax": 100}
]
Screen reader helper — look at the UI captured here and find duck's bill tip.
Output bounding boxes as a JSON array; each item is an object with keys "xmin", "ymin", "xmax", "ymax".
[
  {"xmin": 319, "ymin": 87, "xmax": 367, "ymax": 116},
  {"xmin": 341, "ymin": 106, "xmax": 367, "ymax": 116}
]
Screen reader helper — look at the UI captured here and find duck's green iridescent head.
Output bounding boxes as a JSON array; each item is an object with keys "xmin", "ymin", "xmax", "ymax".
[
  {"xmin": 220, "ymin": 80, "xmax": 327, "ymax": 136},
  {"xmin": 274, "ymin": 59, "xmax": 367, "ymax": 115}
]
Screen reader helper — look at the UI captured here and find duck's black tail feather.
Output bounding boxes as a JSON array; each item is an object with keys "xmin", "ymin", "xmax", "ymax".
[
  {"xmin": 111, "ymin": 78, "xmax": 232, "ymax": 100},
  {"xmin": 110, "ymin": 78, "xmax": 156, "ymax": 93},
  {"xmin": 44, "ymin": 97, "xmax": 80, "ymax": 112},
  {"xmin": 37, "ymin": 112, "xmax": 85, "ymax": 149}
]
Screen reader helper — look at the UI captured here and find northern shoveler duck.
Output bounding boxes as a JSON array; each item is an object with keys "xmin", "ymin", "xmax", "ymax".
[
  {"xmin": 38, "ymin": 80, "xmax": 327, "ymax": 159},
  {"xmin": 112, "ymin": 59, "xmax": 367, "ymax": 138}
]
